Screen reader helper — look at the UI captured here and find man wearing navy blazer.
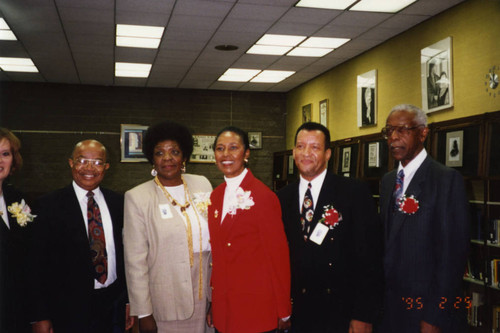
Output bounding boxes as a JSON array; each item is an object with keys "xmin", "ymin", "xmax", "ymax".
[
  {"xmin": 278, "ymin": 122, "xmax": 383, "ymax": 333},
  {"xmin": 377, "ymin": 104, "xmax": 469, "ymax": 333},
  {"xmin": 30, "ymin": 140, "xmax": 133, "ymax": 333}
]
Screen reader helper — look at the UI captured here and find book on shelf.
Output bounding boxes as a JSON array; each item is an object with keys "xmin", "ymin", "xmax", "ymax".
[
  {"xmin": 468, "ymin": 292, "xmax": 484, "ymax": 327},
  {"xmin": 493, "ymin": 305, "xmax": 500, "ymax": 333},
  {"xmin": 490, "ymin": 219, "xmax": 500, "ymax": 244}
]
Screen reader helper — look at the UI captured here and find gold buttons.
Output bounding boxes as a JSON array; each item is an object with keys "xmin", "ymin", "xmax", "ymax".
[
  {"xmin": 301, "ymin": 288, "xmax": 306, "ymax": 294},
  {"xmin": 227, "ymin": 242, "xmax": 231, "ymax": 247},
  {"xmin": 326, "ymin": 288, "xmax": 331, "ymax": 294}
]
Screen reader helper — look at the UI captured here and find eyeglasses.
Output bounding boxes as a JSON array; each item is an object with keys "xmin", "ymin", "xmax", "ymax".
[
  {"xmin": 73, "ymin": 158, "xmax": 107, "ymax": 168},
  {"xmin": 381, "ymin": 125, "xmax": 424, "ymax": 139}
]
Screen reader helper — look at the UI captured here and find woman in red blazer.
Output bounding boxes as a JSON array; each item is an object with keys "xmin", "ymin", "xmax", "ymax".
[{"xmin": 207, "ymin": 126, "xmax": 291, "ymax": 333}]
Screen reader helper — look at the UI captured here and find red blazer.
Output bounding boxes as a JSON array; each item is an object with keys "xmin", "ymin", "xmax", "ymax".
[{"xmin": 208, "ymin": 170, "xmax": 291, "ymax": 333}]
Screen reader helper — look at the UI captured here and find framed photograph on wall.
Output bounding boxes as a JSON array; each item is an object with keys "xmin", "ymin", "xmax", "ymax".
[
  {"xmin": 357, "ymin": 69, "xmax": 377, "ymax": 127},
  {"xmin": 191, "ymin": 135, "xmax": 216, "ymax": 163},
  {"xmin": 445, "ymin": 130, "xmax": 463, "ymax": 167},
  {"xmin": 368, "ymin": 142, "xmax": 380, "ymax": 168},
  {"xmin": 249, "ymin": 131, "xmax": 262, "ymax": 149},
  {"xmin": 302, "ymin": 104, "xmax": 312, "ymax": 123},
  {"xmin": 319, "ymin": 99, "xmax": 328, "ymax": 127},
  {"xmin": 120, "ymin": 124, "xmax": 148, "ymax": 162},
  {"xmin": 341, "ymin": 147, "xmax": 351, "ymax": 172},
  {"xmin": 421, "ymin": 37, "xmax": 453, "ymax": 113}
]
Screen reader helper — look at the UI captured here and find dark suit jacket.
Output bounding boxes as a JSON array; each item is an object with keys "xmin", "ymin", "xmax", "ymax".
[
  {"xmin": 378, "ymin": 156, "xmax": 469, "ymax": 332},
  {"xmin": 0, "ymin": 183, "xmax": 33, "ymax": 333},
  {"xmin": 278, "ymin": 173, "xmax": 383, "ymax": 331},
  {"xmin": 30, "ymin": 185, "xmax": 127, "ymax": 333},
  {"xmin": 208, "ymin": 170, "xmax": 291, "ymax": 333}
]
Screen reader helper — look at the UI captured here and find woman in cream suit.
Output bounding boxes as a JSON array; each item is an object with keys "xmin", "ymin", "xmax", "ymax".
[
  {"xmin": 207, "ymin": 126, "xmax": 291, "ymax": 333},
  {"xmin": 124, "ymin": 121, "xmax": 213, "ymax": 333}
]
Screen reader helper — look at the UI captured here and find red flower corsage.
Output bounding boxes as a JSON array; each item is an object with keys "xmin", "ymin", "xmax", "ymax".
[
  {"xmin": 398, "ymin": 195, "xmax": 419, "ymax": 214},
  {"xmin": 318, "ymin": 205, "xmax": 343, "ymax": 229}
]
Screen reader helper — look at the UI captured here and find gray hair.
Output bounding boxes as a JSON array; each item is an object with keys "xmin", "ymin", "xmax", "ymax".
[{"xmin": 388, "ymin": 104, "xmax": 428, "ymax": 126}]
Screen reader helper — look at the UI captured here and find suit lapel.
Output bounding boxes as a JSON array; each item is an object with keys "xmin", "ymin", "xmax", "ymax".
[{"xmin": 386, "ymin": 157, "xmax": 430, "ymax": 248}]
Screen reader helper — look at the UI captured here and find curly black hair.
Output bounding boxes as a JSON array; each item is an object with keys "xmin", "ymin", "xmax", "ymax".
[{"xmin": 143, "ymin": 121, "xmax": 194, "ymax": 164}]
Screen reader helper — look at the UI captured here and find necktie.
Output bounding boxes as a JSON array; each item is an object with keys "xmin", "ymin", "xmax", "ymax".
[
  {"xmin": 300, "ymin": 183, "xmax": 314, "ymax": 241},
  {"xmin": 87, "ymin": 191, "xmax": 107, "ymax": 284},
  {"xmin": 393, "ymin": 169, "xmax": 405, "ymax": 210}
]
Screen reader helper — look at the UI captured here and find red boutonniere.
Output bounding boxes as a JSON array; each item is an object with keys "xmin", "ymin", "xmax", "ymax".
[
  {"xmin": 318, "ymin": 205, "xmax": 343, "ymax": 229},
  {"xmin": 398, "ymin": 195, "xmax": 419, "ymax": 214}
]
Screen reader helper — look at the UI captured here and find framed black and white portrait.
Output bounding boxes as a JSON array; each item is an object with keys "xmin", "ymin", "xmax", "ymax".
[
  {"xmin": 357, "ymin": 69, "xmax": 377, "ymax": 127},
  {"xmin": 421, "ymin": 37, "xmax": 453, "ymax": 113},
  {"xmin": 248, "ymin": 131, "xmax": 262, "ymax": 149},
  {"xmin": 319, "ymin": 99, "xmax": 328, "ymax": 127},
  {"xmin": 445, "ymin": 130, "xmax": 463, "ymax": 167},
  {"xmin": 341, "ymin": 147, "xmax": 351, "ymax": 173},
  {"xmin": 302, "ymin": 104, "xmax": 312, "ymax": 123}
]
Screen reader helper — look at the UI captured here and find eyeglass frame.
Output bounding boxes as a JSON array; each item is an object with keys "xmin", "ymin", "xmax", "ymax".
[
  {"xmin": 381, "ymin": 124, "xmax": 425, "ymax": 139},
  {"xmin": 72, "ymin": 157, "xmax": 108, "ymax": 168}
]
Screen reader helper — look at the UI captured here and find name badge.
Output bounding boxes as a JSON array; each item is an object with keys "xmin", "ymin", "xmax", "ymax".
[
  {"xmin": 159, "ymin": 204, "xmax": 173, "ymax": 219},
  {"xmin": 309, "ymin": 223, "xmax": 329, "ymax": 245}
]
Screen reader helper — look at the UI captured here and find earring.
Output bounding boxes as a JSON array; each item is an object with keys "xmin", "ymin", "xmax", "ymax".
[
  {"xmin": 181, "ymin": 162, "xmax": 186, "ymax": 173},
  {"xmin": 244, "ymin": 158, "xmax": 249, "ymax": 164},
  {"xmin": 151, "ymin": 168, "xmax": 157, "ymax": 177}
]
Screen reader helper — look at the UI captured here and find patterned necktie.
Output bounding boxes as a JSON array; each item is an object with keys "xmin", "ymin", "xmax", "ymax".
[
  {"xmin": 87, "ymin": 191, "xmax": 108, "ymax": 284},
  {"xmin": 300, "ymin": 183, "xmax": 314, "ymax": 241},
  {"xmin": 393, "ymin": 169, "xmax": 405, "ymax": 210}
]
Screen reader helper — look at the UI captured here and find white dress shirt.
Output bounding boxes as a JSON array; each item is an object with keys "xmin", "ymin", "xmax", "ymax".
[
  {"xmin": 73, "ymin": 181, "xmax": 117, "ymax": 289},
  {"xmin": 397, "ymin": 148, "xmax": 428, "ymax": 194},
  {"xmin": 0, "ymin": 193, "xmax": 9, "ymax": 228},
  {"xmin": 221, "ymin": 168, "xmax": 248, "ymax": 222},
  {"xmin": 164, "ymin": 183, "xmax": 211, "ymax": 253},
  {"xmin": 298, "ymin": 168, "xmax": 327, "ymax": 212}
]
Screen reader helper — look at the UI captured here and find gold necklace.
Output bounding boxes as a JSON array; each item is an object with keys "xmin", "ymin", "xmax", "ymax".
[{"xmin": 154, "ymin": 175, "xmax": 204, "ymax": 300}]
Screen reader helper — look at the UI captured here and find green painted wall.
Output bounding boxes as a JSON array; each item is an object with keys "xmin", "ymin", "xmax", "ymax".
[{"xmin": 285, "ymin": 0, "xmax": 500, "ymax": 148}]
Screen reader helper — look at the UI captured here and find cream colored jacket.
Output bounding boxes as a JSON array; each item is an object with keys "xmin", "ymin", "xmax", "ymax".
[{"xmin": 124, "ymin": 174, "xmax": 212, "ymax": 321}]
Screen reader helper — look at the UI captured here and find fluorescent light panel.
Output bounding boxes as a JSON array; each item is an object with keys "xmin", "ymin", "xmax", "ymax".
[
  {"xmin": 287, "ymin": 47, "xmax": 333, "ymax": 57},
  {"xmin": 247, "ymin": 45, "xmax": 292, "ymax": 56},
  {"xmin": 218, "ymin": 68, "xmax": 261, "ymax": 82},
  {"xmin": 116, "ymin": 24, "xmax": 164, "ymax": 38},
  {"xmin": 0, "ymin": 18, "xmax": 17, "ymax": 41},
  {"xmin": 350, "ymin": 0, "xmax": 418, "ymax": 13},
  {"xmin": 295, "ymin": 0, "xmax": 357, "ymax": 10},
  {"xmin": 0, "ymin": 57, "xmax": 38, "ymax": 72},
  {"xmin": 250, "ymin": 70, "xmax": 295, "ymax": 83},
  {"xmin": 218, "ymin": 68, "xmax": 295, "ymax": 83},
  {"xmin": 115, "ymin": 62, "xmax": 152, "ymax": 78},
  {"xmin": 0, "ymin": 18, "xmax": 9, "ymax": 30},
  {"xmin": 256, "ymin": 34, "xmax": 306, "ymax": 47},
  {"xmin": 300, "ymin": 37, "xmax": 350, "ymax": 49},
  {"xmin": 116, "ymin": 24, "xmax": 164, "ymax": 49},
  {"xmin": 116, "ymin": 36, "xmax": 160, "ymax": 49}
]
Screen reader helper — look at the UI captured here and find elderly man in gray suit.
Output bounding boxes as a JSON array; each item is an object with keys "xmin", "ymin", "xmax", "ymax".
[{"xmin": 377, "ymin": 104, "xmax": 469, "ymax": 333}]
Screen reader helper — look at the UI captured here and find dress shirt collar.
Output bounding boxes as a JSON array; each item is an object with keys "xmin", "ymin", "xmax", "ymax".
[
  {"xmin": 299, "ymin": 168, "xmax": 327, "ymax": 210},
  {"xmin": 224, "ymin": 168, "xmax": 248, "ymax": 191},
  {"xmin": 72, "ymin": 181, "xmax": 103, "ymax": 202},
  {"xmin": 397, "ymin": 148, "xmax": 427, "ymax": 194}
]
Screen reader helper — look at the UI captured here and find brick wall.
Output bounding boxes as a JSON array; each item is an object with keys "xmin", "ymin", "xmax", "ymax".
[{"xmin": 0, "ymin": 82, "xmax": 287, "ymax": 199}]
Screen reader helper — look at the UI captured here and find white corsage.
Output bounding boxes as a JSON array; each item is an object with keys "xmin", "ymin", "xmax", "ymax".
[
  {"xmin": 192, "ymin": 192, "xmax": 211, "ymax": 219},
  {"xmin": 227, "ymin": 187, "xmax": 255, "ymax": 216},
  {"xmin": 7, "ymin": 199, "xmax": 36, "ymax": 227}
]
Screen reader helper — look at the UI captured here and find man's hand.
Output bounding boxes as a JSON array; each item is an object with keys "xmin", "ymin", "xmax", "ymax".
[
  {"xmin": 349, "ymin": 319, "xmax": 372, "ymax": 333},
  {"xmin": 420, "ymin": 320, "xmax": 441, "ymax": 333},
  {"xmin": 124, "ymin": 304, "xmax": 135, "ymax": 331},
  {"xmin": 139, "ymin": 315, "xmax": 157, "ymax": 333},
  {"xmin": 32, "ymin": 320, "xmax": 54, "ymax": 333}
]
